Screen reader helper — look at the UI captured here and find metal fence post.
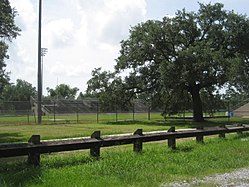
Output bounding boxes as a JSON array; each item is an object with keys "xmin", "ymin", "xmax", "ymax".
[
  {"xmin": 133, "ymin": 102, "xmax": 135, "ymax": 121},
  {"xmin": 27, "ymin": 109, "xmax": 30, "ymax": 124},
  {"xmin": 148, "ymin": 106, "xmax": 151, "ymax": 120},
  {"xmin": 96, "ymin": 102, "xmax": 99, "ymax": 123},
  {"xmin": 115, "ymin": 103, "xmax": 118, "ymax": 122},
  {"xmin": 76, "ymin": 102, "xmax": 79, "ymax": 123},
  {"xmin": 53, "ymin": 101, "xmax": 56, "ymax": 123}
]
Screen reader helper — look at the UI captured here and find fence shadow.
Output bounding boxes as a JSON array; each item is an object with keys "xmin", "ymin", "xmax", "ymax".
[
  {"xmin": 0, "ymin": 133, "xmax": 25, "ymax": 143},
  {"xmin": 172, "ymin": 146, "xmax": 195, "ymax": 153},
  {"xmin": 43, "ymin": 154, "xmax": 97, "ymax": 169},
  {"xmin": 105, "ymin": 119, "xmax": 201, "ymax": 128},
  {"xmin": 0, "ymin": 154, "xmax": 97, "ymax": 186},
  {"xmin": 0, "ymin": 161, "xmax": 41, "ymax": 187},
  {"xmin": 105, "ymin": 120, "xmax": 167, "ymax": 126}
]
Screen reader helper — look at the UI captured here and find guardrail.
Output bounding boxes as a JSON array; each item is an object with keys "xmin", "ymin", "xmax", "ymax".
[{"xmin": 0, "ymin": 124, "xmax": 248, "ymax": 166}]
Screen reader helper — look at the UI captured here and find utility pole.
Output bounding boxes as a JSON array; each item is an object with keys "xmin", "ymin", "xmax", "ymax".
[{"xmin": 37, "ymin": 0, "xmax": 42, "ymax": 124}]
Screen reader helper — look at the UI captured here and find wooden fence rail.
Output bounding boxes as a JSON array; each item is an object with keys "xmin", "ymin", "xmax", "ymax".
[{"xmin": 0, "ymin": 124, "xmax": 249, "ymax": 166}]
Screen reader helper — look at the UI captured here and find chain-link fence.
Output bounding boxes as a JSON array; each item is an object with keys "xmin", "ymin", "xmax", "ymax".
[
  {"xmin": 0, "ymin": 99, "xmax": 164, "ymax": 124},
  {"xmin": 0, "ymin": 98, "xmax": 235, "ymax": 124}
]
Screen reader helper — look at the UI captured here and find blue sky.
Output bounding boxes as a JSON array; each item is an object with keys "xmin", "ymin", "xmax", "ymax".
[{"xmin": 7, "ymin": 0, "xmax": 249, "ymax": 94}]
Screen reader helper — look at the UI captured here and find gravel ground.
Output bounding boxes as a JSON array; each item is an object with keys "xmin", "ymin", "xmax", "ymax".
[{"xmin": 161, "ymin": 167, "xmax": 249, "ymax": 187}]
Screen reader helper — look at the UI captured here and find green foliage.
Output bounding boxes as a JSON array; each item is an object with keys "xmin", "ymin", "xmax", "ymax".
[
  {"xmin": 201, "ymin": 89, "xmax": 225, "ymax": 116},
  {"xmin": 0, "ymin": 42, "xmax": 9, "ymax": 94},
  {"xmin": 86, "ymin": 68, "xmax": 133, "ymax": 111},
  {"xmin": 223, "ymin": 89, "xmax": 249, "ymax": 109},
  {"xmin": 0, "ymin": 0, "xmax": 21, "ymax": 96},
  {"xmin": 0, "ymin": 0, "xmax": 20, "ymax": 41},
  {"xmin": 113, "ymin": 3, "xmax": 249, "ymax": 122},
  {"xmin": 47, "ymin": 84, "xmax": 79, "ymax": 99},
  {"xmin": 0, "ymin": 79, "xmax": 36, "ymax": 112},
  {"xmin": 1, "ymin": 79, "xmax": 36, "ymax": 101}
]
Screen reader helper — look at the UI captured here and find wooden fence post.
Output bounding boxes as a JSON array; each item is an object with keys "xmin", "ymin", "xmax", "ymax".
[
  {"xmin": 168, "ymin": 127, "xmax": 176, "ymax": 149},
  {"xmin": 219, "ymin": 126, "xmax": 226, "ymax": 138},
  {"xmin": 237, "ymin": 124, "xmax": 243, "ymax": 135},
  {"xmin": 28, "ymin": 135, "xmax": 40, "ymax": 167},
  {"xmin": 90, "ymin": 131, "xmax": 101, "ymax": 158},
  {"xmin": 196, "ymin": 127, "xmax": 204, "ymax": 143},
  {"xmin": 133, "ymin": 129, "xmax": 143, "ymax": 153}
]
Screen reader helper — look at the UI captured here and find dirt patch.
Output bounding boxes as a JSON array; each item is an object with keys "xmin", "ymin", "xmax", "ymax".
[{"xmin": 161, "ymin": 167, "xmax": 249, "ymax": 187}]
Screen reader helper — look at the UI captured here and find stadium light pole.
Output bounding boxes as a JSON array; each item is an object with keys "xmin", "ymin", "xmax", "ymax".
[
  {"xmin": 41, "ymin": 47, "xmax": 48, "ymax": 95},
  {"xmin": 37, "ymin": 0, "xmax": 43, "ymax": 124}
]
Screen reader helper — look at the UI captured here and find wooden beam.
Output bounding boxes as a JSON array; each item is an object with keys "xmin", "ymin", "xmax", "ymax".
[{"xmin": 1, "ymin": 125, "xmax": 249, "ymax": 161}]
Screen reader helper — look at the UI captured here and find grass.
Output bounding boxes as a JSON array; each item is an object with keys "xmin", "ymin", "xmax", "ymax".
[
  {"xmin": 1, "ymin": 133, "xmax": 249, "ymax": 186},
  {"xmin": 0, "ymin": 112, "xmax": 163, "ymax": 124},
  {"xmin": 0, "ymin": 122, "xmax": 166, "ymax": 143},
  {"xmin": 0, "ymin": 111, "xmax": 229, "ymax": 124},
  {"xmin": 1, "ymin": 117, "xmax": 249, "ymax": 186},
  {"xmin": 1, "ymin": 116, "xmax": 249, "ymax": 143}
]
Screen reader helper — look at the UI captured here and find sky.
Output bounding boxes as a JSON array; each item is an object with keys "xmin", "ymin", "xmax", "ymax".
[{"xmin": 7, "ymin": 0, "xmax": 249, "ymax": 95}]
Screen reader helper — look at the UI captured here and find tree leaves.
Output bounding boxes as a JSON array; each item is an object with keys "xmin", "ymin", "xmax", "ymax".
[
  {"xmin": 0, "ymin": 0, "xmax": 20, "ymax": 97},
  {"xmin": 87, "ymin": 3, "xmax": 249, "ymax": 121}
]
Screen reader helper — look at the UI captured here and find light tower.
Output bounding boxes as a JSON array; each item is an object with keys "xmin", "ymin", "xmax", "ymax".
[
  {"xmin": 41, "ymin": 47, "xmax": 48, "ymax": 95},
  {"xmin": 37, "ymin": 0, "xmax": 43, "ymax": 124}
]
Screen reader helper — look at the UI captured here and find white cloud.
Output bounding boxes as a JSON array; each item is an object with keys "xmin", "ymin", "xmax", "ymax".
[
  {"xmin": 10, "ymin": 0, "xmax": 36, "ymax": 31},
  {"xmin": 75, "ymin": 0, "xmax": 146, "ymax": 45},
  {"xmin": 40, "ymin": 0, "xmax": 147, "ymax": 92},
  {"xmin": 43, "ymin": 18, "xmax": 75, "ymax": 48},
  {"xmin": 7, "ymin": 0, "xmax": 37, "ymax": 86},
  {"xmin": 6, "ymin": 0, "xmax": 147, "ymax": 94}
]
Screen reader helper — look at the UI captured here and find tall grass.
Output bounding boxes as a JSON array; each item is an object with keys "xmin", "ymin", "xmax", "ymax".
[{"xmin": 1, "ymin": 133, "xmax": 249, "ymax": 187}]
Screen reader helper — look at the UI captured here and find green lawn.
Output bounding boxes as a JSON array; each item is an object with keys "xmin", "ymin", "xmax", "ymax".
[
  {"xmin": 0, "ymin": 111, "xmax": 228, "ymax": 124},
  {"xmin": 1, "ymin": 117, "xmax": 249, "ymax": 186},
  {"xmin": 1, "ymin": 133, "xmax": 249, "ymax": 187},
  {"xmin": 1, "ymin": 116, "xmax": 249, "ymax": 143},
  {"xmin": 0, "ymin": 120, "xmax": 173, "ymax": 143},
  {"xmin": 0, "ymin": 112, "xmax": 164, "ymax": 124}
]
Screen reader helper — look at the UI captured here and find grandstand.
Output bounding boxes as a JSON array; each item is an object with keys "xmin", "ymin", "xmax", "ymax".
[
  {"xmin": 233, "ymin": 99, "xmax": 249, "ymax": 117},
  {"xmin": 31, "ymin": 97, "xmax": 99, "ymax": 116}
]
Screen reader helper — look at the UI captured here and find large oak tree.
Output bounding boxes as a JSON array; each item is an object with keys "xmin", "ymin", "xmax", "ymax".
[{"xmin": 115, "ymin": 3, "xmax": 249, "ymax": 122}]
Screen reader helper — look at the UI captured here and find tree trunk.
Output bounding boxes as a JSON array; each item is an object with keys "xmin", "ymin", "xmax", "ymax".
[{"xmin": 190, "ymin": 86, "xmax": 204, "ymax": 122}]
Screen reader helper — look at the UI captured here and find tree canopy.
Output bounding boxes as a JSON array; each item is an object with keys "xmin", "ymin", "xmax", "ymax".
[
  {"xmin": 0, "ymin": 0, "xmax": 20, "ymax": 96},
  {"xmin": 86, "ymin": 68, "xmax": 132, "ymax": 111},
  {"xmin": 1, "ymin": 79, "xmax": 36, "ymax": 101},
  {"xmin": 47, "ymin": 84, "xmax": 79, "ymax": 99},
  {"xmin": 113, "ymin": 3, "xmax": 249, "ymax": 121}
]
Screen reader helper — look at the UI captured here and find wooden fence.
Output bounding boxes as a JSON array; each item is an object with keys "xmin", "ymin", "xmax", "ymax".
[{"xmin": 0, "ymin": 124, "xmax": 249, "ymax": 166}]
